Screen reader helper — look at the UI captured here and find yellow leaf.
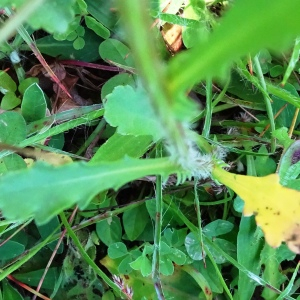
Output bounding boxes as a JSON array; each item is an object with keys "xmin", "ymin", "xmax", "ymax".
[{"xmin": 212, "ymin": 166, "xmax": 300, "ymax": 253}]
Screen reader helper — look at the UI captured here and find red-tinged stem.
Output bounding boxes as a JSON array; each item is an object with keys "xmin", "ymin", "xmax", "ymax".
[
  {"xmin": 7, "ymin": 275, "xmax": 51, "ymax": 300},
  {"xmin": 29, "ymin": 43, "xmax": 72, "ymax": 98},
  {"xmin": 59, "ymin": 60, "xmax": 121, "ymax": 72}
]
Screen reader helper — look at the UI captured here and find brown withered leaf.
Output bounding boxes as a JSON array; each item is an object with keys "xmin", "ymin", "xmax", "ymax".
[{"xmin": 161, "ymin": 23, "xmax": 183, "ymax": 53}]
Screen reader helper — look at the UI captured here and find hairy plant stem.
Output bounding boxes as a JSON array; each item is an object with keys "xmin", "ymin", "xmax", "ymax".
[
  {"xmin": 152, "ymin": 175, "xmax": 165, "ymax": 300},
  {"xmin": 116, "ymin": 0, "xmax": 193, "ymax": 166}
]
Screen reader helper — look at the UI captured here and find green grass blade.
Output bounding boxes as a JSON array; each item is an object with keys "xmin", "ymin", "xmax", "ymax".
[{"xmin": 168, "ymin": 0, "xmax": 300, "ymax": 95}]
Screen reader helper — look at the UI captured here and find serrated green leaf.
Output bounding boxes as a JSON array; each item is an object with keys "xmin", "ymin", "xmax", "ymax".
[
  {"xmin": 21, "ymin": 83, "xmax": 47, "ymax": 122},
  {"xmin": 104, "ymin": 85, "xmax": 164, "ymax": 141},
  {"xmin": 0, "ymin": 157, "xmax": 179, "ymax": 224}
]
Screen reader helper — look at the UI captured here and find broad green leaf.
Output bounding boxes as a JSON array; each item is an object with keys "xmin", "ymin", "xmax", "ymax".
[
  {"xmin": 99, "ymin": 38, "xmax": 134, "ymax": 67},
  {"xmin": 169, "ymin": 0, "xmax": 300, "ymax": 94},
  {"xmin": 104, "ymin": 85, "xmax": 164, "ymax": 141},
  {"xmin": 261, "ymin": 243, "xmax": 295, "ymax": 299},
  {"xmin": 0, "ymin": 158, "xmax": 179, "ymax": 224},
  {"xmin": 0, "ymin": 153, "xmax": 27, "ymax": 174},
  {"xmin": 90, "ymin": 133, "xmax": 152, "ymax": 163},
  {"xmin": 168, "ymin": 248, "xmax": 186, "ymax": 265},
  {"xmin": 31, "ymin": 28, "xmax": 102, "ymax": 62},
  {"xmin": 96, "ymin": 216, "xmax": 122, "ymax": 246},
  {"xmin": 108, "ymin": 242, "xmax": 128, "ymax": 259},
  {"xmin": 18, "ymin": 77, "xmax": 39, "ymax": 95},
  {"xmin": 254, "ymin": 145, "xmax": 276, "ymax": 177},
  {"xmin": 212, "ymin": 166, "xmax": 300, "ymax": 253},
  {"xmin": 28, "ymin": 0, "xmax": 76, "ymax": 34},
  {"xmin": 237, "ymin": 217, "xmax": 264, "ymax": 300},
  {"xmin": 0, "ymin": 111, "xmax": 26, "ymax": 144},
  {"xmin": 73, "ymin": 37, "xmax": 85, "ymax": 50},
  {"xmin": 14, "ymin": 268, "xmax": 59, "ymax": 289},
  {"xmin": 203, "ymin": 219, "xmax": 234, "ymax": 238},
  {"xmin": 118, "ymin": 255, "xmax": 133, "ymax": 275},
  {"xmin": 123, "ymin": 204, "xmax": 149, "ymax": 241},
  {"xmin": 101, "ymin": 73, "xmax": 135, "ymax": 100},
  {"xmin": 85, "ymin": 15, "xmax": 110, "ymax": 39},
  {"xmin": 0, "ymin": 71, "xmax": 17, "ymax": 94},
  {"xmin": 85, "ymin": 0, "xmax": 118, "ymax": 31},
  {"xmin": 37, "ymin": 216, "xmax": 63, "ymax": 253},
  {"xmin": 181, "ymin": 265, "xmax": 212, "ymax": 300},
  {"xmin": 160, "ymin": 256, "xmax": 174, "ymax": 276},
  {"xmin": 1, "ymin": 92, "xmax": 21, "ymax": 110},
  {"xmin": 0, "ymin": 240, "xmax": 24, "ymax": 262},
  {"xmin": 21, "ymin": 83, "xmax": 47, "ymax": 122},
  {"xmin": 129, "ymin": 255, "xmax": 152, "ymax": 277},
  {"xmin": 185, "ymin": 232, "xmax": 204, "ymax": 261},
  {"xmin": 2, "ymin": 279, "xmax": 23, "ymax": 300}
]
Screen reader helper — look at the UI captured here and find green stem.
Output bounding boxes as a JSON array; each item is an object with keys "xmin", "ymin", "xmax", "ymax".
[
  {"xmin": 253, "ymin": 55, "xmax": 276, "ymax": 152},
  {"xmin": 152, "ymin": 176, "xmax": 165, "ymax": 300},
  {"xmin": 76, "ymin": 118, "xmax": 106, "ymax": 156},
  {"xmin": 194, "ymin": 181, "xmax": 206, "ymax": 264},
  {"xmin": 59, "ymin": 212, "xmax": 123, "ymax": 296},
  {"xmin": 202, "ymin": 78, "xmax": 213, "ymax": 138},
  {"xmin": 116, "ymin": 0, "xmax": 192, "ymax": 165}
]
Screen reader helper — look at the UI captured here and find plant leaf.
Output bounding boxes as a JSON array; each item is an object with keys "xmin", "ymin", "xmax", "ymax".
[
  {"xmin": 0, "ymin": 157, "xmax": 179, "ymax": 224},
  {"xmin": 212, "ymin": 166, "xmax": 300, "ymax": 253},
  {"xmin": 104, "ymin": 85, "xmax": 165, "ymax": 141}
]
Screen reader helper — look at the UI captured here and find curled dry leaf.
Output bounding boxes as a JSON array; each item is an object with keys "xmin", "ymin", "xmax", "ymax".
[{"xmin": 212, "ymin": 166, "xmax": 300, "ymax": 253}]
